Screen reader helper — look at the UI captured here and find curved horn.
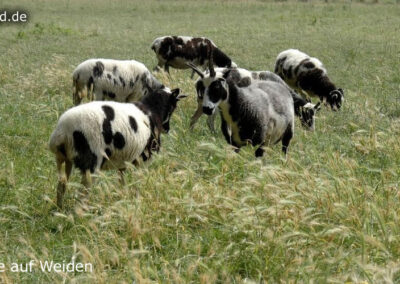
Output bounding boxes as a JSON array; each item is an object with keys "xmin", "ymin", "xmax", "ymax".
[
  {"xmin": 186, "ymin": 62, "xmax": 204, "ymax": 78},
  {"xmin": 207, "ymin": 40, "xmax": 216, "ymax": 77},
  {"xmin": 314, "ymin": 102, "xmax": 321, "ymax": 111}
]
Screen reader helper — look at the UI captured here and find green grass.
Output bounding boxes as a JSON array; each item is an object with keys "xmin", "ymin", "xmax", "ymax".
[{"xmin": 1, "ymin": 0, "xmax": 400, "ymax": 282}]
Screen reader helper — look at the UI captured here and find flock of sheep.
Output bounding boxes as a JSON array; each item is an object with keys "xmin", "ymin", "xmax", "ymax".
[{"xmin": 49, "ymin": 35, "xmax": 344, "ymax": 208}]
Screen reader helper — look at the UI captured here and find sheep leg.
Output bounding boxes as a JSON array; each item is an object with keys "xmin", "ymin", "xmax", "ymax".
[
  {"xmin": 88, "ymin": 83, "xmax": 94, "ymax": 101},
  {"xmin": 164, "ymin": 64, "xmax": 170, "ymax": 74},
  {"xmin": 73, "ymin": 89, "xmax": 83, "ymax": 106},
  {"xmin": 189, "ymin": 104, "xmax": 204, "ymax": 130},
  {"xmin": 281, "ymin": 125, "xmax": 293, "ymax": 155},
  {"xmin": 81, "ymin": 170, "xmax": 92, "ymax": 188},
  {"xmin": 73, "ymin": 78, "xmax": 82, "ymax": 105},
  {"xmin": 190, "ymin": 69, "xmax": 195, "ymax": 79},
  {"xmin": 56, "ymin": 156, "xmax": 67, "ymax": 209},
  {"xmin": 73, "ymin": 91, "xmax": 79, "ymax": 106}
]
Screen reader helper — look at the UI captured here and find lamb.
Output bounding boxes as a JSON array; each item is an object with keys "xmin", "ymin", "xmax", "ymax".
[
  {"xmin": 187, "ymin": 62, "xmax": 295, "ymax": 157},
  {"xmin": 190, "ymin": 67, "xmax": 320, "ymax": 132},
  {"xmin": 274, "ymin": 49, "xmax": 344, "ymax": 110},
  {"xmin": 151, "ymin": 36, "xmax": 236, "ymax": 77},
  {"xmin": 49, "ymin": 88, "xmax": 187, "ymax": 208},
  {"xmin": 72, "ymin": 58, "xmax": 170, "ymax": 105}
]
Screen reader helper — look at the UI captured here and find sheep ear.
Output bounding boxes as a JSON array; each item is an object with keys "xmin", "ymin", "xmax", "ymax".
[
  {"xmin": 237, "ymin": 77, "xmax": 251, "ymax": 88},
  {"xmin": 171, "ymin": 88, "xmax": 180, "ymax": 96}
]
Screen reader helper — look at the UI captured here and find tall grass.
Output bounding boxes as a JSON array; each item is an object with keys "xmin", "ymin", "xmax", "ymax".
[{"xmin": 0, "ymin": 0, "xmax": 399, "ymax": 282}]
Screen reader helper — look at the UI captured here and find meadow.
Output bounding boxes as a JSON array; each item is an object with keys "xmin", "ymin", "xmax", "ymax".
[{"xmin": 0, "ymin": 0, "xmax": 400, "ymax": 282}]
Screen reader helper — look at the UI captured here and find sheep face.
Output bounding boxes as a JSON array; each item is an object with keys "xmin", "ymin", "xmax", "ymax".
[
  {"xmin": 326, "ymin": 88, "xmax": 344, "ymax": 111},
  {"xmin": 143, "ymin": 88, "xmax": 187, "ymax": 133},
  {"xmin": 161, "ymin": 88, "xmax": 182, "ymax": 133},
  {"xmin": 202, "ymin": 77, "xmax": 229, "ymax": 115},
  {"xmin": 299, "ymin": 102, "xmax": 321, "ymax": 131}
]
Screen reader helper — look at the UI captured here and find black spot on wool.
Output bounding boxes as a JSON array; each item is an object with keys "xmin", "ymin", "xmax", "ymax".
[
  {"xmin": 212, "ymin": 47, "xmax": 233, "ymax": 68},
  {"xmin": 237, "ymin": 77, "xmax": 251, "ymax": 88},
  {"xmin": 274, "ymin": 56, "xmax": 286, "ymax": 74},
  {"xmin": 93, "ymin": 61, "xmax": 104, "ymax": 77},
  {"xmin": 141, "ymin": 152, "xmax": 148, "ymax": 161},
  {"xmin": 303, "ymin": 61, "xmax": 315, "ymax": 69},
  {"xmin": 297, "ymin": 68, "xmax": 336, "ymax": 99},
  {"xmin": 129, "ymin": 116, "xmax": 138, "ymax": 132},
  {"xmin": 294, "ymin": 59, "xmax": 308, "ymax": 76},
  {"xmin": 100, "ymin": 90, "xmax": 115, "ymax": 99},
  {"xmin": 73, "ymin": 131, "xmax": 97, "ymax": 173},
  {"xmin": 112, "ymin": 65, "xmax": 118, "ymax": 74},
  {"xmin": 258, "ymin": 72, "xmax": 268, "ymax": 80},
  {"xmin": 119, "ymin": 76, "xmax": 126, "ymax": 88},
  {"xmin": 87, "ymin": 76, "xmax": 94, "ymax": 90},
  {"xmin": 225, "ymin": 69, "xmax": 242, "ymax": 83},
  {"xmin": 113, "ymin": 132, "xmax": 126, "ymax": 149},
  {"xmin": 107, "ymin": 74, "xmax": 112, "ymax": 80},
  {"xmin": 102, "ymin": 105, "xmax": 115, "ymax": 144},
  {"xmin": 101, "ymin": 105, "xmax": 127, "ymax": 149},
  {"xmin": 129, "ymin": 79, "xmax": 135, "ymax": 88},
  {"xmin": 225, "ymin": 83, "xmax": 263, "ymax": 146}
]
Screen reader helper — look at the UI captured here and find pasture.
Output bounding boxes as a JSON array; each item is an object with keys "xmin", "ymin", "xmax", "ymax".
[{"xmin": 0, "ymin": 0, "xmax": 400, "ymax": 282}]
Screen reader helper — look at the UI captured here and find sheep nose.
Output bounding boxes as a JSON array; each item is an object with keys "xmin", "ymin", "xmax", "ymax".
[{"xmin": 202, "ymin": 106, "xmax": 214, "ymax": 115}]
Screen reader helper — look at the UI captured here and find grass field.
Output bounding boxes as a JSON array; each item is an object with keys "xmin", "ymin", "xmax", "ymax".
[{"xmin": 1, "ymin": 0, "xmax": 400, "ymax": 282}]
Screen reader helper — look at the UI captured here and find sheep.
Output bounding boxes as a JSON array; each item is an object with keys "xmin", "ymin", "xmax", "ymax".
[
  {"xmin": 187, "ymin": 62, "xmax": 295, "ymax": 157},
  {"xmin": 274, "ymin": 49, "xmax": 344, "ymax": 110},
  {"xmin": 49, "ymin": 88, "xmax": 187, "ymax": 208},
  {"xmin": 72, "ymin": 58, "xmax": 170, "ymax": 105},
  {"xmin": 190, "ymin": 67, "xmax": 320, "ymax": 132},
  {"xmin": 151, "ymin": 36, "xmax": 236, "ymax": 78}
]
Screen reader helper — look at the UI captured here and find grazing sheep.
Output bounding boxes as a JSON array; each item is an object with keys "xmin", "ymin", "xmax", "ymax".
[
  {"xmin": 72, "ymin": 58, "xmax": 170, "ymax": 105},
  {"xmin": 151, "ymin": 36, "xmax": 236, "ymax": 77},
  {"xmin": 274, "ymin": 49, "xmax": 344, "ymax": 110},
  {"xmin": 190, "ymin": 67, "xmax": 320, "ymax": 132},
  {"xmin": 49, "ymin": 88, "xmax": 187, "ymax": 208},
  {"xmin": 188, "ymin": 62, "xmax": 295, "ymax": 157}
]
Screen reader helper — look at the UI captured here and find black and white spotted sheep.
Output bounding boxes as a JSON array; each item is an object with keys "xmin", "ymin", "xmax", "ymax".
[
  {"xmin": 274, "ymin": 49, "xmax": 344, "ymax": 110},
  {"xmin": 188, "ymin": 63, "xmax": 295, "ymax": 157},
  {"xmin": 151, "ymin": 36, "xmax": 236, "ymax": 77},
  {"xmin": 190, "ymin": 67, "xmax": 320, "ymax": 132},
  {"xmin": 49, "ymin": 88, "xmax": 187, "ymax": 208},
  {"xmin": 72, "ymin": 58, "xmax": 170, "ymax": 105}
]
